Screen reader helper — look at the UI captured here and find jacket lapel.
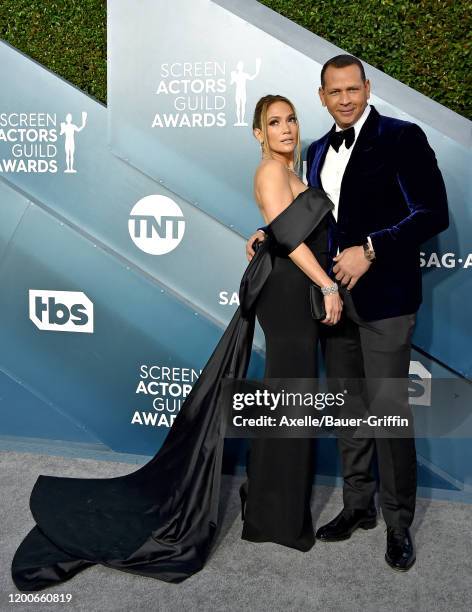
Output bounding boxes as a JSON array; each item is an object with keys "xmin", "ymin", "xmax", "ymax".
[
  {"xmin": 310, "ymin": 130, "xmax": 332, "ymax": 188},
  {"xmin": 338, "ymin": 105, "xmax": 380, "ymax": 209},
  {"xmin": 310, "ymin": 105, "xmax": 381, "ymax": 199}
]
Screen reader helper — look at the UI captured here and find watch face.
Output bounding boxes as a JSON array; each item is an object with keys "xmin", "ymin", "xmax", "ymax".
[{"xmin": 363, "ymin": 244, "xmax": 375, "ymax": 261}]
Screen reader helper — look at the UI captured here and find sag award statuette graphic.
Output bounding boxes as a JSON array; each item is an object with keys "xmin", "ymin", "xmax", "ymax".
[
  {"xmin": 60, "ymin": 111, "xmax": 87, "ymax": 173},
  {"xmin": 230, "ymin": 58, "xmax": 261, "ymax": 126}
]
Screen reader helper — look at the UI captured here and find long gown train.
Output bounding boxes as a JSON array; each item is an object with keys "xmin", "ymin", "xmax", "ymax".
[{"xmin": 11, "ymin": 188, "xmax": 333, "ymax": 591}]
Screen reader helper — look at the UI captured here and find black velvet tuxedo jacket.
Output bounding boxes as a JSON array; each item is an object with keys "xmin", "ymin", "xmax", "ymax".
[{"xmin": 306, "ymin": 105, "xmax": 449, "ymax": 321}]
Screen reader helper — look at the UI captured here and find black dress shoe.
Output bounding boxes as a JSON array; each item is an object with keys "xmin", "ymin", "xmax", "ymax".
[
  {"xmin": 315, "ymin": 506, "xmax": 377, "ymax": 541},
  {"xmin": 385, "ymin": 527, "xmax": 416, "ymax": 571}
]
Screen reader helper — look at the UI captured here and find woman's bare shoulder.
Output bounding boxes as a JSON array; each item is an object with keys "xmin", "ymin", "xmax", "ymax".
[
  {"xmin": 255, "ymin": 158, "xmax": 288, "ymax": 177},
  {"xmin": 253, "ymin": 160, "xmax": 293, "ymax": 208},
  {"xmin": 254, "ymin": 159, "xmax": 289, "ymax": 189}
]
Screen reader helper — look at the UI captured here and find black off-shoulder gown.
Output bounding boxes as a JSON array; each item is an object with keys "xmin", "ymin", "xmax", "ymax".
[
  {"xmin": 241, "ymin": 195, "xmax": 330, "ymax": 551},
  {"xmin": 11, "ymin": 188, "xmax": 333, "ymax": 591}
]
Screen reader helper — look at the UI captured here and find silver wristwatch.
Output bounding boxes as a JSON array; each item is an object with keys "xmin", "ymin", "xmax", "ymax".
[{"xmin": 363, "ymin": 241, "xmax": 376, "ymax": 261}]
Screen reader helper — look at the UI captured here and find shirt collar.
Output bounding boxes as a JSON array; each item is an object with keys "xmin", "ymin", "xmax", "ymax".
[{"xmin": 335, "ymin": 103, "xmax": 371, "ymax": 139}]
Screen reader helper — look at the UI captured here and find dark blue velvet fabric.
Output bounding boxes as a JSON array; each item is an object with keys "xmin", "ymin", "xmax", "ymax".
[{"xmin": 306, "ymin": 105, "xmax": 449, "ymax": 321}]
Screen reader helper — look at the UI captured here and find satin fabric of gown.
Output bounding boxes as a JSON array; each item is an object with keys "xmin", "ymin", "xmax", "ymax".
[
  {"xmin": 241, "ymin": 202, "xmax": 330, "ymax": 551},
  {"xmin": 11, "ymin": 188, "xmax": 333, "ymax": 591}
]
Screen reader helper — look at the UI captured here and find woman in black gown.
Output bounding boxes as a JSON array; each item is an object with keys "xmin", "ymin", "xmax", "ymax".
[
  {"xmin": 240, "ymin": 95, "xmax": 342, "ymax": 551},
  {"xmin": 11, "ymin": 96, "xmax": 341, "ymax": 591}
]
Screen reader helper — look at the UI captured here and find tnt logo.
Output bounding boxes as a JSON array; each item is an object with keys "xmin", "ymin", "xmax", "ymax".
[
  {"xmin": 29, "ymin": 290, "xmax": 94, "ymax": 333},
  {"xmin": 128, "ymin": 195, "xmax": 185, "ymax": 255},
  {"xmin": 408, "ymin": 361, "xmax": 432, "ymax": 406}
]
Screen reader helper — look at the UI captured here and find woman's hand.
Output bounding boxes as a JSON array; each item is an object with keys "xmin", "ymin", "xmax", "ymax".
[
  {"xmin": 321, "ymin": 292, "xmax": 343, "ymax": 326},
  {"xmin": 246, "ymin": 230, "xmax": 266, "ymax": 261}
]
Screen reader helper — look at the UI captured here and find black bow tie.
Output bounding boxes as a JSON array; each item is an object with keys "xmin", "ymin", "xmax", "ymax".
[{"xmin": 329, "ymin": 126, "xmax": 355, "ymax": 152}]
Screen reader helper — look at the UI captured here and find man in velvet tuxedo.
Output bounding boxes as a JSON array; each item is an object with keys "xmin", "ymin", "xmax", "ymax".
[
  {"xmin": 246, "ymin": 54, "xmax": 449, "ymax": 571},
  {"xmin": 306, "ymin": 54, "xmax": 448, "ymax": 571}
]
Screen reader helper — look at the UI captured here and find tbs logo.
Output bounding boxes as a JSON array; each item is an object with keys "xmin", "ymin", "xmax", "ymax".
[
  {"xmin": 29, "ymin": 290, "xmax": 94, "ymax": 333},
  {"xmin": 128, "ymin": 195, "xmax": 185, "ymax": 255}
]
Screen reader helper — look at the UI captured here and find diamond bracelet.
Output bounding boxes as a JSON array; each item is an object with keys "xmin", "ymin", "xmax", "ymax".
[{"xmin": 320, "ymin": 283, "xmax": 339, "ymax": 296}]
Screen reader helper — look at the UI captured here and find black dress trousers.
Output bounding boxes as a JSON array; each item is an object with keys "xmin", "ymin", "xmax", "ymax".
[{"xmin": 323, "ymin": 288, "xmax": 417, "ymax": 528}]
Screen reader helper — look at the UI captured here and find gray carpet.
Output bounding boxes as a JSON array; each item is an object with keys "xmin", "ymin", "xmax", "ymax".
[{"xmin": 1, "ymin": 451, "xmax": 471, "ymax": 612}]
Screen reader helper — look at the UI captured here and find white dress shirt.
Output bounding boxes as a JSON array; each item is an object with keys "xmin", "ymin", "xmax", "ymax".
[
  {"xmin": 320, "ymin": 104, "xmax": 371, "ymax": 221},
  {"xmin": 320, "ymin": 104, "xmax": 374, "ymax": 251}
]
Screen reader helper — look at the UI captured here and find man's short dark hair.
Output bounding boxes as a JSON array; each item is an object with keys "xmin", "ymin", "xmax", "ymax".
[{"xmin": 321, "ymin": 54, "xmax": 366, "ymax": 87}]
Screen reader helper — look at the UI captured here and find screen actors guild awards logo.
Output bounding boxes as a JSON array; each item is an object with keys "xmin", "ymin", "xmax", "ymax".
[
  {"xmin": 152, "ymin": 58, "xmax": 262, "ymax": 128},
  {"xmin": 0, "ymin": 111, "xmax": 88, "ymax": 173}
]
